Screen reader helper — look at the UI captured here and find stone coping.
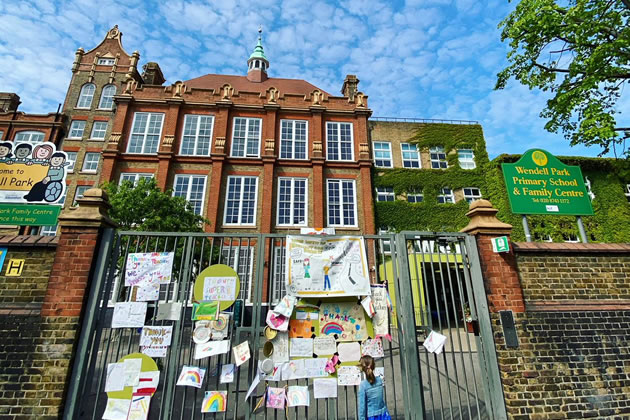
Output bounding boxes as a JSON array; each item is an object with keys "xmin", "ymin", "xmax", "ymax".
[
  {"xmin": 0, "ymin": 235, "xmax": 58, "ymax": 247},
  {"xmin": 514, "ymin": 242, "xmax": 630, "ymax": 254}
]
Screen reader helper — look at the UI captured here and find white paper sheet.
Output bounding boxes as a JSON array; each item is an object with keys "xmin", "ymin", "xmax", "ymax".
[
  {"xmin": 361, "ymin": 338, "xmax": 384, "ymax": 359},
  {"xmin": 127, "ymin": 395, "xmax": 150, "ymax": 420},
  {"xmin": 337, "ymin": 366, "xmax": 361, "ymax": 386},
  {"xmin": 220, "ymin": 364, "xmax": 235, "ymax": 384},
  {"xmin": 313, "ymin": 378, "xmax": 338, "ymax": 399},
  {"xmin": 176, "ymin": 366, "xmax": 206, "ymax": 388},
  {"xmin": 281, "ymin": 359, "xmax": 305, "ymax": 380},
  {"xmin": 134, "ymin": 282, "xmax": 160, "ymax": 302},
  {"xmin": 133, "ymin": 370, "xmax": 160, "ymax": 395},
  {"xmin": 140, "ymin": 326, "xmax": 173, "ymax": 347},
  {"xmin": 141, "ymin": 346, "xmax": 167, "ymax": 358},
  {"xmin": 105, "ymin": 363, "xmax": 125, "ymax": 392},
  {"xmin": 233, "ymin": 341, "xmax": 251, "ymax": 367},
  {"xmin": 111, "ymin": 302, "xmax": 147, "ymax": 328},
  {"xmin": 264, "ymin": 363, "xmax": 283, "ymax": 381},
  {"xmin": 289, "ymin": 338, "xmax": 313, "ymax": 357},
  {"xmin": 313, "ymin": 336, "xmax": 336, "ymax": 356},
  {"xmin": 287, "ymin": 386, "xmax": 310, "ymax": 407},
  {"xmin": 102, "ymin": 398, "xmax": 131, "ymax": 420},
  {"xmin": 123, "ymin": 358, "xmax": 142, "ymax": 387},
  {"xmin": 303, "ymin": 358, "xmax": 329, "ymax": 378},
  {"xmin": 337, "ymin": 342, "xmax": 361, "ymax": 362},
  {"xmin": 375, "ymin": 367, "xmax": 385, "ymax": 381},
  {"xmin": 273, "ymin": 295, "xmax": 297, "ymax": 317},
  {"xmin": 125, "ymin": 252, "xmax": 174, "ymax": 286},
  {"xmin": 270, "ymin": 331, "xmax": 289, "ymax": 363},
  {"xmin": 266, "ymin": 310, "xmax": 289, "ymax": 331},
  {"xmin": 245, "ymin": 370, "xmax": 262, "ymax": 399},
  {"xmin": 423, "ymin": 330, "xmax": 447, "ymax": 354},
  {"xmin": 156, "ymin": 302, "xmax": 182, "ymax": 321},
  {"xmin": 203, "ymin": 276, "xmax": 237, "ymax": 301},
  {"xmin": 361, "ymin": 296, "xmax": 375, "ymax": 317},
  {"xmin": 194, "ymin": 340, "xmax": 230, "ymax": 359}
]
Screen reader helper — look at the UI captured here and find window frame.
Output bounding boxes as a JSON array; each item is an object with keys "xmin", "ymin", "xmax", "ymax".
[
  {"xmin": 90, "ymin": 121, "xmax": 108, "ymax": 140},
  {"xmin": 98, "ymin": 85, "xmax": 117, "ymax": 110},
  {"xmin": 126, "ymin": 112, "xmax": 165, "ymax": 154},
  {"xmin": 14, "ymin": 131, "xmax": 45, "ymax": 143},
  {"xmin": 81, "ymin": 152, "xmax": 100, "ymax": 173},
  {"xmin": 430, "ymin": 146, "xmax": 448, "ymax": 169},
  {"xmin": 463, "ymin": 187, "xmax": 482, "ymax": 203},
  {"xmin": 375, "ymin": 186, "xmax": 395, "ymax": 202},
  {"xmin": 279, "ymin": 119, "xmax": 308, "ymax": 160},
  {"xmin": 401, "ymin": 143, "xmax": 421, "ymax": 168},
  {"xmin": 373, "ymin": 141, "xmax": 393, "ymax": 168},
  {"xmin": 407, "ymin": 190, "xmax": 424, "ymax": 203},
  {"xmin": 97, "ymin": 58, "xmax": 115, "ymax": 65},
  {"xmin": 73, "ymin": 185, "xmax": 91, "ymax": 206},
  {"xmin": 437, "ymin": 187, "xmax": 455, "ymax": 204},
  {"xmin": 458, "ymin": 148, "xmax": 476, "ymax": 169},
  {"xmin": 326, "ymin": 121, "xmax": 354, "ymax": 161},
  {"xmin": 76, "ymin": 83, "xmax": 96, "ymax": 109},
  {"xmin": 68, "ymin": 120, "xmax": 86, "ymax": 139},
  {"xmin": 223, "ymin": 176, "xmax": 259, "ymax": 226},
  {"xmin": 276, "ymin": 177, "xmax": 308, "ymax": 227},
  {"xmin": 179, "ymin": 114, "xmax": 215, "ymax": 156},
  {"xmin": 271, "ymin": 245, "xmax": 286, "ymax": 305},
  {"xmin": 230, "ymin": 117, "xmax": 262, "ymax": 158},
  {"xmin": 119, "ymin": 173, "xmax": 154, "ymax": 186},
  {"xmin": 172, "ymin": 174, "xmax": 207, "ymax": 216},
  {"xmin": 326, "ymin": 179, "xmax": 358, "ymax": 227},
  {"xmin": 65, "ymin": 151, "xmax": 77, "ymax": 173}
]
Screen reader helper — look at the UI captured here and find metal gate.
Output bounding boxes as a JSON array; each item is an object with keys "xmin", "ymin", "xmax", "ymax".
[{"xmin": 64, "ymin": 230, "xmax": 506, "ymax": 419}]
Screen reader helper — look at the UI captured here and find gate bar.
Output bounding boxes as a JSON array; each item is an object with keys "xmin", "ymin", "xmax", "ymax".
[{"xmin": 63, "ymin": 227, "xmax": 116, "ymax": 420}]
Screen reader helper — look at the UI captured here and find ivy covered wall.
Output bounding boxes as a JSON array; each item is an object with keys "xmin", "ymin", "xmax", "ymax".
[{"xmin": 370, "ymin": 121, "xmax": 630, "ymax": 242}]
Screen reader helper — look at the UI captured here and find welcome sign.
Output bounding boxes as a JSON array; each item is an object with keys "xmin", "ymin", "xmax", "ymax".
[{"xmin": 502, "ymin": 149, "xmax": 593, "ymax": 216}]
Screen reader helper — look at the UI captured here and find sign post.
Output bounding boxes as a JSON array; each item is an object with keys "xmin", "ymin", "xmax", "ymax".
[{"xmin": 502, "ymin": 149, "xmax": 594, "ymax": 242}]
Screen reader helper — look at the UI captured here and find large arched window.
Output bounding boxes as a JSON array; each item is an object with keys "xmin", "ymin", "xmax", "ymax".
[
  {"xmin": 98, "ymin": 85, "xmax": 116, "ymax": 109},
  {"xmin": 14, "ymin": 131, "xmax": 45, "ymax": 143},
  {"xmin": 76, "ymin": 83, "xmax": 96, "ymax": 108}
]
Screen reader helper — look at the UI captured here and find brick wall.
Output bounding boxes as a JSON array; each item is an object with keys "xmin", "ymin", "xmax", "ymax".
[
  {"xmin": 491, "ymin": 242, "xmax": 630, "ymax": 419},
  {"xmin": 0, "ymin": 236, "xmax": 60, "ymax": 419}
]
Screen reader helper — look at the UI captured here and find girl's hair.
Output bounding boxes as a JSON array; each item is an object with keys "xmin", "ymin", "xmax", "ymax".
[
  {"xmin": 33, "ymin": 144, "xmax": 53, "ymax": 158},
  {"xmin": 359, "ymin": 355, "xmax": 376, "ymax": 384}
]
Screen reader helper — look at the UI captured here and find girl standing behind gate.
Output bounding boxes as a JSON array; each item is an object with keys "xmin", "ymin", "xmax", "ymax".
[{"xmin": 357, "ymin": 355, "xmax": 391, "ymax": 420}]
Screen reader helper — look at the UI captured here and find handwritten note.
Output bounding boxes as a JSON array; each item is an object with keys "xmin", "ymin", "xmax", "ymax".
[
  {"xmin": 125, "ymin": 252, "xmax": 174, "ymax": 286},
  {"xmin": 194, "ymin": 340, "xmax": 230, "ymax": 360},
  {"xmin": 102, "ymin": 398, "xmax": 131, "ymax": 420},
  {"xmin": 233, "ymin": 342, "xmax": 251, "ymax": 367},
  {"xmin": 303, "ymin": 358, "xmax": 329, "ymax": 378},
  {"xmin": 141, "ymin": 346, "xmax": 167, "ymax": 358},
  {"xmin": 111, "ymin": 302, "xmax": 147, "ymax": 328},
  {"xmin": 337, "ymin": 365, "xmax": 361, "ymax": 386},
  {"xmin": 123, "ymin": 358, "xmax": 142, "ymax": 387},
  {"xmin": 290, "ymin": 338, "xmax": 313, "ymax": 357},
  {"xmin": 140, "ymin": 326, "xmax": 173, "ymax": 347},
  {"xmin": 337, "ymin": 342, "xmax": 361, "ymax": 362},
  {"xmin": 271, "ymin": 331, "xmax": 289, "ymax": 363},
  {"xmin": 203, "ymin": 277, "xmax": 236, "ymax": 301},
  {"xmin": 361, "ymin": 338, "xmax": 384, "ymax": 359},
  {"xmin": 313, "ymin": 336, "xmax": 336, "ymax": 356}
]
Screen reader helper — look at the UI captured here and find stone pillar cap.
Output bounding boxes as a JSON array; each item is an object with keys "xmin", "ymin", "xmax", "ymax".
[
  {"xmin": 58, "ymin": 188, "xmax": 117, "ymax": 228},
  {"xmin": 460, "ymin": 199, "xmax": 512, "ymax": 235}
]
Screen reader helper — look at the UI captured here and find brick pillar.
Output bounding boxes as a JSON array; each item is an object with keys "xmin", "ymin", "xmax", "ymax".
[
  {"xmin": 41, "ymin": 188, "xmax": 116, "ymax": 415},
  {"xmin": 460, "ymin": 199, "xmax": 525, "ymax": 313}
]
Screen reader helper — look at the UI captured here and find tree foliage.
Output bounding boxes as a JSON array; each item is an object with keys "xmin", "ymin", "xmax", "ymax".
[
  {"xmin": 496, "ymin": 0, "xmax": 630, "ymax": 156},
  {"xmin": 102, "ymin": 178, "xmax": 208, "ymax": 232}
]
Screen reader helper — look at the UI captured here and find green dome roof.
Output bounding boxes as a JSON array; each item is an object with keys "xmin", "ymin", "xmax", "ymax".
[{"xmin": 249, "ymin": 36, "xmax": 268, "ymax": 62}]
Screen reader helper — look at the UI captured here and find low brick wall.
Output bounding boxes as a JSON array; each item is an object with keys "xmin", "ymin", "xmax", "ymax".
[
  {"xmin": 494, "ymin": 243, "xmax": 630, "ymax": 419},
  {"xmin": 0, "ymin": 236, "xmax": 63, "ymax": 419}
]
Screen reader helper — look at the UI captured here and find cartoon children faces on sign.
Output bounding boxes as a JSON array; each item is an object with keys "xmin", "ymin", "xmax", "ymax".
[{"xmin": 0, "ymin": 142, "xmax": 68, "ymax": 204}]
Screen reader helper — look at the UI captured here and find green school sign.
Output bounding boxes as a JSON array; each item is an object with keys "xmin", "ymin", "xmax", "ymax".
[
  {"xmin": 0, "ymin": 204, "xmax": 61, "ymax": 226},
  {"xmin": 502, "ymin": 149, "xmax": 594, "ymax": 216}
]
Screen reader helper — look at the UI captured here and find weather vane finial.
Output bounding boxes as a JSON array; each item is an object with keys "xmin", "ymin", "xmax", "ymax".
[{"xmin": 258, "ymin": 25, "xmax": 263, "ymax": 40}]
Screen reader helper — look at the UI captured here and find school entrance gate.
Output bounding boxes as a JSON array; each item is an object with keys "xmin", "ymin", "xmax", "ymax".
[{"xmin": 64, "ymin": 231, "xmax": 507, "ymax": 419}]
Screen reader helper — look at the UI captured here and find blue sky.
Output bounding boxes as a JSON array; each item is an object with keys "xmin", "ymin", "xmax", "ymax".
[{"xmin": 0, "ymin": 0, "xmax": 622, "ymax": 158}]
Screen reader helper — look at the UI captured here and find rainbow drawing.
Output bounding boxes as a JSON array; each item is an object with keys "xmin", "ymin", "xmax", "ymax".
[
  {"xmin": 202, "ymin": 391, "xmax": 227, "ymax": 413},
  {"xmin": 176, "ymin": 366, "xmax": 205, "ymax": 389},
  {"xmin": 321, "ymin": 322, "xmax": 344, "ymax": 336}
]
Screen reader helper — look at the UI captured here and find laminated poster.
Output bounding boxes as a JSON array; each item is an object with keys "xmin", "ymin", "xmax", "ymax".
[
  {"xmin": 285, "ymin": 235, "xmax": 370, "ymax": 297},
  {"xmin": 125, "ymin": 252, "xmax": 174, "ymax": 286},
  {"xmin": 313, "ymin": 378, "xmax": 338, "ymax": 399},
  {"xmin": 371, "ymin": 286, "xmax": 390, "ymax": 338},
  {"xmin": 313, "ymin": 336, "xmax": 337, "ymax": 356},
  {"xmin": 127, "ymin": 395, "xmax": 150, "ymax": 420},
  {"xmin": 111, "ymin": 302, "xmax": 147, "ymax": 329},
  {"xmin": 233, "ymin": 341, "xmax": 251, "ymax": 367},
  {"xmin": 266, "ymin": 387, "xmax": 286, "ymax": 409},
  {"xmin": 287, "ymin": 386, "xmax": 310, "ymax": 407},
  {"xmin": 203, "ymin": 277, "xmax": 237, "ymax": 302},
  {"xmin": 337, "ymin": 366, "xmax": 361, "ymax": 386},
  {"xmin": 155, "ymin": 302, "xmax": 182, "ymax": 321},
  {"xmin": 194, "ymin": 340, "xmax": 230, "ymax": 360},
  {"xmin": 176, "ymin": 366, "xmax": 206, "ymax": 388},
  {"xmin": 220, "ymin": 364, "xmax": 235, "ymax": 384},
  {"xmin": 289, "ymin": 338, "xmax": 313, "ymax": 358},
  {"xmin": 202, "ymin": 391, "xmax": 228, "ymax": 413},
  {"xmin": 361, "ymin": 338, "xmax": 384, "ymax": 359},
  {"xmin": 319, "ymin": 302, "xmax": 368, "ymax": 342}
]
